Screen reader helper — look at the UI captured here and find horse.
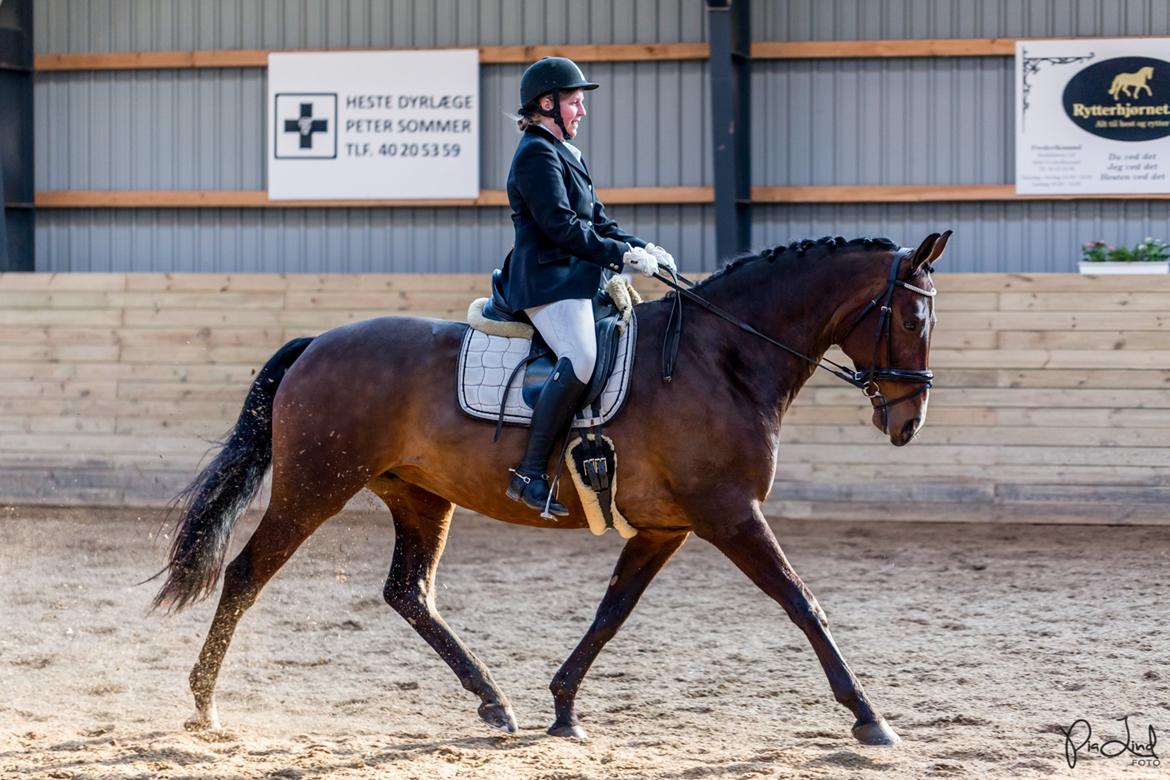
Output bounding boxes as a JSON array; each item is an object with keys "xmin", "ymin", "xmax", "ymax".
[
  {"xmin": 153, "ymin": 230, "xmax": 952, "ymax": 746},
  {"xmin": 1109, "ymin": 66, "xmax": 1154, "ymax": 100}
]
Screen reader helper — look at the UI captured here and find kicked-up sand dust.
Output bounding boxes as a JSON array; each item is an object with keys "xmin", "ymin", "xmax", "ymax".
[{"xmin": 1, "ymin": 506, "xmax": 1167, "ymax": 779}]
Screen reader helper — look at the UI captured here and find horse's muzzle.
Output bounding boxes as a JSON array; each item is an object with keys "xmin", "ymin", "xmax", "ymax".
[{"xmin": 891, "ymin": 417, "xmax": 921, "ymax": 447}]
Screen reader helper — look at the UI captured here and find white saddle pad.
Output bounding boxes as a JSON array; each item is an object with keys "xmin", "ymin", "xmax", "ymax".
[{"xmin": 457, "ymin": 315, "xmax": 637, "ymax": 428}]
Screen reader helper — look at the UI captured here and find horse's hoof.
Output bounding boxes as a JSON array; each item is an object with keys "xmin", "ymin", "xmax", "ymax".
[
  {"xmin": 184, "ymin": 701, "xmax": 221, "ymax": 732},
  {"xmin": 547, "ymin": 721, "xmax": 589, "ymax": 739},
  {"xmin": 852, "ymin": 717, "xmax": 901, "ymax": 746},
  {"xmin": 478, "ymin": 701, "xmax": 517, "ymax": 733},
  {"xmin": 183, "ymin": 714, "xmax": 222, "ymax": 732}
]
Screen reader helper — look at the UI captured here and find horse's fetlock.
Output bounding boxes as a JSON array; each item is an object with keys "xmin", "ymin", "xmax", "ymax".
[
  {"xmin": 549, "ymin": 673, "xmax": 576, "ymax": 701},
  {"xmin": 789, "ymin": 600, "xmax": 827, "ymax": 630},
  {"xmin": 384, "ymin": 585, "xmax": 429, "ymax": 620},
  {"xmin": 837, "ymin": 689, "xmax": 877, "ymax": 722}
]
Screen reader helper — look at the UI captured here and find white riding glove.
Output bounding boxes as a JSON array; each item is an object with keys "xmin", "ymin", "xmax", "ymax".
[
  {"xmin": 645, "ymin": 243, "xmax": 677, "ymax": 276},
  {"xmin": 622, "ymin": 245, "xmax": 659, "ymax": 277}
]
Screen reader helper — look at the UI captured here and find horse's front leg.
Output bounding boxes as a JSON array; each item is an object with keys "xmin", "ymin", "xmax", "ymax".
[
  {"xmin": 548, "ymin": 529, "xmax": 689, "ymax": 738},
  {"xmin": 695, "ymin": 502, "xmax": 900, "ymax": 746}
]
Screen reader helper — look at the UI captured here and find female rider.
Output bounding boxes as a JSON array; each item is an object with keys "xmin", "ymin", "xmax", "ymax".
[{"xmin": 498, "ymin": 57, "xmax": 676, "ymax": 516}]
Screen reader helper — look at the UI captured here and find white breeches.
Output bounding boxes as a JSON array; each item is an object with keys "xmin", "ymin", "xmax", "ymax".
[{"xmin": 525, "ymin": 298, "xmax": 597, "ymax": 383}]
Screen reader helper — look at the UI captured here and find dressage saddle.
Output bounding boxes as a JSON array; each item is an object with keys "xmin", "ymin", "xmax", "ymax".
[{"xmin": 481, "ymin": 268, "xmax": 625, "ymax": 414}]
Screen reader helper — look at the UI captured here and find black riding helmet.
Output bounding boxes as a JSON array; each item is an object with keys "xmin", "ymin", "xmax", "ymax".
[{"xmin": 518, "ymin": 57, "xmax": 599, "ymax": 140}]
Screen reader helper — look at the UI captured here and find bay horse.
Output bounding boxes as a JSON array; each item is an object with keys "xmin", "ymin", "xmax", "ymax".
[{"xmin": 154, "ymin": 231, "xmax": 952, "ymax": 746}]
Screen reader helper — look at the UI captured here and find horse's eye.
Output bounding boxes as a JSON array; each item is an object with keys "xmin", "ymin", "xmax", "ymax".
[{"xmin": 903, "ymin": 320, "xmax": 918, "ymax": 331}]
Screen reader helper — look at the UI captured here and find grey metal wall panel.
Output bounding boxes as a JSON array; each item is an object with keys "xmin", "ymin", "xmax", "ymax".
[
  {"xmin": 34, "ymin": 69, "xmax": 268, "ymax": 190},
  {"xmin": 35, "ymin": 204, "xmax": 716, "ymax": 273},
  {"xmin": 754, "ymin": 201, "xmax": 1170, "ymax": 273},
  {"xmin": 35, "ymin": 0, "xmax": 708, "ymax": 53},
  {"xmin": 754, "ymin": 57, "xmax": 1014, "ymax": 186},
  {"xmin": 755, "ymin": 0, "xmax": 1170, "ymax": 40}
]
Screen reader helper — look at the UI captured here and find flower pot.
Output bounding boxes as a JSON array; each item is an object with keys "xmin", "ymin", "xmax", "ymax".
[{"xmin": 1078, "ymin": 261, "xmax": 1170, "ymax": 274}]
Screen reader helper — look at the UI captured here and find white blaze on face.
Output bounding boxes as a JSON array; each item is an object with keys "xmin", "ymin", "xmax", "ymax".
[
  {"xmin": 917, "ymin": 387, "xmax": 929, "ymax": 434},
  {"xmin": 915, "ymin": 289, "xmax": 936, "ymax": 433}
]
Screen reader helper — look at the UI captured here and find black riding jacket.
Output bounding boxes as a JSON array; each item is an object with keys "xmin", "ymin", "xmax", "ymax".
[{"xmin": 497, "ymin": 125, "xmax": 645, "ymax": 311}]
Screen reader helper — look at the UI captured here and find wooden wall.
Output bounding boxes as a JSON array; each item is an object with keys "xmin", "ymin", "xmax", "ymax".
[{"xmin": 0, "ymin": 272, "xmax": 1166, "ymax": 524}]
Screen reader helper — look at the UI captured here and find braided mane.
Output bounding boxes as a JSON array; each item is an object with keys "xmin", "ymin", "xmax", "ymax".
[{"xmin": 692, "ymin": 236, "xmax": 899, "ymax": 291}]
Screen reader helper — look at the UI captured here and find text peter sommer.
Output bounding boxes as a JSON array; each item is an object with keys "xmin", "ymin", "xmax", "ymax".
[{"xmin": 342, "ymin": 93, "xmax": 474, "ymax": 159}]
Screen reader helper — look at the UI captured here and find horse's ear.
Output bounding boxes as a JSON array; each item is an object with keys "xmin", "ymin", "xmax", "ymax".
[{"xmin": 911, "ymin": 229, "xmax": 952, "ymax": 272}]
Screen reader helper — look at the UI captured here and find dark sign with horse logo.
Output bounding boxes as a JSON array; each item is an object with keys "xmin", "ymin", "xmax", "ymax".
[{"xmin": 1062, "ymin": 56, "xmax": 1170, "ymax": 141}]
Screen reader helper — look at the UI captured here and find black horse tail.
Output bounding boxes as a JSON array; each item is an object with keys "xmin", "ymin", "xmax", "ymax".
[{"xmin": 151, "ymin": 337, "xmax": 315, "ymax": 613}]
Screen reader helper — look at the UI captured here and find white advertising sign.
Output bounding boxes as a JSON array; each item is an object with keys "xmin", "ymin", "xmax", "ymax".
[
  {"xmin": 1016, "ymin": 38, "xmax": 1170, "ymax": 194},
  {"xmin": 268, "ymin": 50, "xmax": 479, "ymax": 200}
]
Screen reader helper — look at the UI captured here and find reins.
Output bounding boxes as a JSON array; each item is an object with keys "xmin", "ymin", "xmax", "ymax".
[{"xmin": 650, "ymin": 249, "xmax": 938, "ymax": 417}]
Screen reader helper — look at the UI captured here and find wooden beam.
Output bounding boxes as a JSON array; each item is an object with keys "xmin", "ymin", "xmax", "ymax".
[
  {"xmin": 35, "ymin": 49, "xmax": 270, "ymax": 71},
  {"xmin": 37, "ymin": 185, "xmax": 1170, "ymax": 208},
  {"xmin": 35, "ymin": 187, "xmax": 711, "ymax": 208},
  {"xmin": 752, "ymin": 38, "xmax": 1018, "ymax": 59},
  {"xmin": 478, "ymin": 42, "xmax": 709, "ymax": 64},
  {"xmin": 35, "ymin": 190, "xmax": 505, "ymax": 208},
  {"xmin": 598, "ymin": 186, "xmax": 713, "ymax": 204},
  {"xmin": 41, "ymin": 37, "xmax": 1170, "ymax": 72},
  {"xmin": 751, "ymin": 185, "xmax": 1170, "ymax": 203},
  {"xmin": 35, "ymin": 42, "xmax": 710, "ymax": 72},
  {"xmin": 32, "ymin": 38, "xmax": 1062, "ymax": 72}
]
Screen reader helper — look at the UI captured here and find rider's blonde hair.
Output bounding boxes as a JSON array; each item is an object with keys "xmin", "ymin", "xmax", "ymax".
[{"xmin": 515, "ymin": 107, "xmax": 544, "ymax": 132}]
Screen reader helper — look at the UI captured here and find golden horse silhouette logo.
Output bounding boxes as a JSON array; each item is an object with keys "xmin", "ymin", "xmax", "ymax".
[{"xmin": 1108, "ymin": 66, "xmax": 1154, "ymax": 100}]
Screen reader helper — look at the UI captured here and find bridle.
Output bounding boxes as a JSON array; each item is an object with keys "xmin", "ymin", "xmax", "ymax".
[
  {"xmin": 653, "ymin": 248, "xmax": 937, "ymax": 428},
  {"xmin": 834, "ymin": 248, "xmax": 937, "ymax": 431}
]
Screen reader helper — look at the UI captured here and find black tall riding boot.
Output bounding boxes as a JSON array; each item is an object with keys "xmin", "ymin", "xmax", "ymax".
[{"xmin": 506, "ymin": 357, "xmax": 588, "ymax": 516}]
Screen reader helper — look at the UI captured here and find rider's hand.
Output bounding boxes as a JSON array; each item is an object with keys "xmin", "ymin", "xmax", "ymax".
[
  {"xmin": 645, "ymin": 243, "xmax": 677, "ymax": 275},
  {"xmin": 623, "ymin": 246, "xmax": 659, "ymax": 277}
]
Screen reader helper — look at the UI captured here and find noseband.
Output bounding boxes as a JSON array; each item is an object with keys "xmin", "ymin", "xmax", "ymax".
[
  {"xmin": 837, "ymin": 248, "xmax": 937, "ymax": 430},
  {"xmin": 653, "ymin": 249, "xmax": 937, "ymax": 421}
]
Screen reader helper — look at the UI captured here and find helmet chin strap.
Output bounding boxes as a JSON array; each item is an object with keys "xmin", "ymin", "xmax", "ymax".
[{"xmin": 536, "ymin": 89, "xmax": 574, "ymax": 140}]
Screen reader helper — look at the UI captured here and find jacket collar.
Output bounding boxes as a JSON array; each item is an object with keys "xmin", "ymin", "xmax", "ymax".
[{"xmin": 529, "ymin": 124, "xmax": 590, "ymax": 178}]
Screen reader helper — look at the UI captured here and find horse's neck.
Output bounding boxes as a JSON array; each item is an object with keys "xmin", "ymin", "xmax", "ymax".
[{"xmin": 699, "ymin": 252, "xmax": 871, "ymax": 416}]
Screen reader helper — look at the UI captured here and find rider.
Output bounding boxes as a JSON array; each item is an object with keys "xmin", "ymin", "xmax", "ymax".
[{"xmin": 499, "ymin": 56, "xmax": 677, "ymax": 516}]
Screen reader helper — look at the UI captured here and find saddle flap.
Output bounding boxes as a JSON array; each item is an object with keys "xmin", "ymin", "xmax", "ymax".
[
  {"xmin": 521, "ymin": 334, "xmax": 555, "ymax": 408},
  {"xmin": 582, "ymin": 314, "xmax": 622, "ymax": 410}
]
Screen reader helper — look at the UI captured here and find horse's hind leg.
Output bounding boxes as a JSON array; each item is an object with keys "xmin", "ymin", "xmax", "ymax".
[
  {"xmin": 370, "ymin": 477, "xmax": 517, "ymax": 733},
  {"xmin": 696, "ymin": 502, "xmax": 900, "ymax": 746},
  {"xmin": 548, "ymin": 529, "xmax": 689, "ymax": 738},
  {"xmin": 187, "ymin": 486, "xmax": 360, "ymax": 730}
]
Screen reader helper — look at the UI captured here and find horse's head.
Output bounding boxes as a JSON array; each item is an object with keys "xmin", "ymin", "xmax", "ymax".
[{"xmin": 837, "ymin": 231, "xmax": 951, "ymax": 447}]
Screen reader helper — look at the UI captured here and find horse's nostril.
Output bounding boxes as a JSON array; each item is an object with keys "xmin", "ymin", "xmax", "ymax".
[{"xmin": 901, "ymin": 419, "xmax": 920, "ymax": 440}]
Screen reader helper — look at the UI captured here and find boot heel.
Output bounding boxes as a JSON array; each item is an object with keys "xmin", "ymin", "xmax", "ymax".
[{"xmin": 506, "ymin": 470, "xmax": 532, "ymax": 502}]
